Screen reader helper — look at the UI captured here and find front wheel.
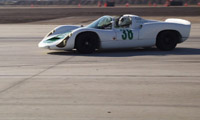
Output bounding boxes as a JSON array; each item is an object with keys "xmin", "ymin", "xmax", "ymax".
[
  {"xmin": 156, "ymin": 31, "xmax": 179, "ymax": 51},
  {"xmin": 75, "ymin": 33, "xmax": 99, "ymax": 54}
]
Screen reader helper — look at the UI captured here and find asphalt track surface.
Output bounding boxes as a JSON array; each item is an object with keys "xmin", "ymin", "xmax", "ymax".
[
  {"xmin": 0, "ymin": 6, "xmax": 200, "ymax": 23},
  {"xmin": 0, "ymin": 23, "xmax": 199, "ymax": 120}
]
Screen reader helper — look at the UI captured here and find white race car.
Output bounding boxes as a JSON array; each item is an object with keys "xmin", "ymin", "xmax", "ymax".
[{"xmin": 38, "ymin": 14, "xmax": 191, "ymax": 53}]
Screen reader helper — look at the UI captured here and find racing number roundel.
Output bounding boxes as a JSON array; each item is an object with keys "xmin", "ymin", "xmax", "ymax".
[{"xmin": 121, "ymin": 29, "xmax": 133, "ymax": 40}]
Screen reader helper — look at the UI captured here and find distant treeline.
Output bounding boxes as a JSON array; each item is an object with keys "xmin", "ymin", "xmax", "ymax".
[{"xmin": 1, "ymin": 0, "xmax": 199, "ymax": 5}]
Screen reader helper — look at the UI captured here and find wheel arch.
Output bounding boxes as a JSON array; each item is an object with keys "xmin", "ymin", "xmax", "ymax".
[
  {"xmin": 74, "ymin": 31, "xmax": 101, "ymax": 49},
  {"xmin": 156, "ymin": 30, "xmax": 182, "ymax": 43}
]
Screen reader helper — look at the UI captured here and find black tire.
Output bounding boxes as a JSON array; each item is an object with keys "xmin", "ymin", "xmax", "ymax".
[
  {"xmin": 75, "ymin": 33, "xmax": 99, "ymax": 54},
  {"xmin": 156, "ymin": 31, "xmax": 179, "ymax": 51}
]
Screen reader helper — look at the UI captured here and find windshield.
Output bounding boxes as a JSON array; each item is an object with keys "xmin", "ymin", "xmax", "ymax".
[{"xmin": 86, "ymin": 16, "xmax": 113, "ymax": 29}]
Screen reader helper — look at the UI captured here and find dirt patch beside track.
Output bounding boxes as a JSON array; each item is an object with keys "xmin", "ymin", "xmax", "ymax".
[{"xmin": 0, "ymin": 6, "xmax": 200, "ymax": 24}]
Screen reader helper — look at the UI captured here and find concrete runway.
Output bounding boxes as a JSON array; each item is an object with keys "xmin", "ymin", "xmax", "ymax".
[{"xmin": 0, "ymin": 24, "xmax": 200, "ymax": 120}]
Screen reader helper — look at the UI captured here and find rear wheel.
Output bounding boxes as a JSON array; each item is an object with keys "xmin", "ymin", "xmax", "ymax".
[
  {"xmin": 156, "ymin": 31, "xmax": 179, "ymax": 51},
  {"xmin": 75, "ymin": 33, "xmax": 99, "ymax": 54}
]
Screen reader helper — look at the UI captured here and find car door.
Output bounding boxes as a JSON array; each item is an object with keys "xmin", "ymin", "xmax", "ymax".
[
  {"xmin": 113, "ymin": 26, "xmax": 139, "ymax": 49},
  {"xmin": 114, "ymin": 28, "xmax": 138, "ymax": 41}
]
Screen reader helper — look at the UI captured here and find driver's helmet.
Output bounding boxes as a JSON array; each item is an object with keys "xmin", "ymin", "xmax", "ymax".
[{"xmin": 118, "ymin": 16, "xmax": 132, "ymax": 27}]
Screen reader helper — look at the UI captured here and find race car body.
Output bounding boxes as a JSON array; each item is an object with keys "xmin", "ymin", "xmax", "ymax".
[{"xmin": 38, "ymin": 14, "xmax": 191, "ymax": 53}]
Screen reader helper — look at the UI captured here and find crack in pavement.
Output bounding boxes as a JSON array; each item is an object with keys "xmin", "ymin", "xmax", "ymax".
[
  {"xmin": 1, "ymin": 75, "xmax": 200, "ymax": 77},
  {"xmin": 0, "ymin": 56, "xmax": 75, "ymax": 96},
  {"xmin": 0, "ymin": 103, "xmax": 199, "ymax": 108}
]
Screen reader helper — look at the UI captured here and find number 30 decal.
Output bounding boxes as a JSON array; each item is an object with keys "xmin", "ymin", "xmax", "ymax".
[{"xmin": 121, "ymin": 29, "xmax": 133, "ymax": 40}]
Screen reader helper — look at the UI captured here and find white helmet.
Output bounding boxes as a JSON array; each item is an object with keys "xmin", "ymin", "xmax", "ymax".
[{"xmin": 118, "ymin": 16, "xmax": 132, "ymax": 27}]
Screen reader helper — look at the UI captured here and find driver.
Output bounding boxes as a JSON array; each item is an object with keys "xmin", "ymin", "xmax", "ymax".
[{"xmin": 118, "ymin": 16, "xmax": 132, "ymax": 28}]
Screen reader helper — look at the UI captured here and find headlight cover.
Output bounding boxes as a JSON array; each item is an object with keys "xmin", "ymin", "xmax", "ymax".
[{"xmin": 44, "ymin": 32, "xmax": 72, "ymax": 43}]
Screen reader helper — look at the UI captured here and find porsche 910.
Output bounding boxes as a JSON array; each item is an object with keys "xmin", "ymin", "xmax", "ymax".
[{"xmin": 38, "ymin": 14, "xmax": 191, "ymax": 53}]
